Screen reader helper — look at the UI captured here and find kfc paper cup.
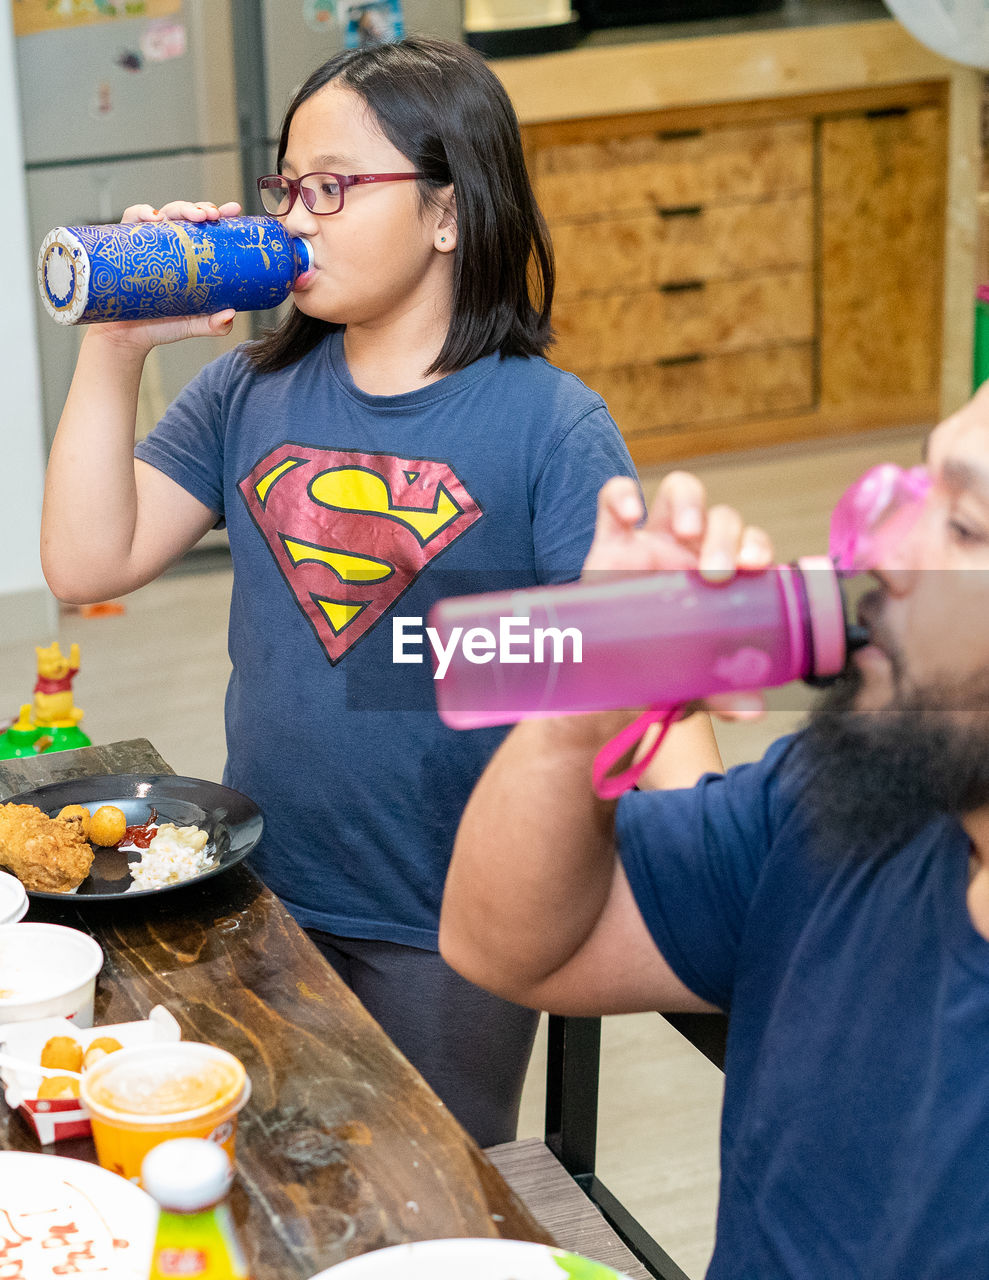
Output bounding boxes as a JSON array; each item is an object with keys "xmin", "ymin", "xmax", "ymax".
[
  {"xmin": 80, "ymin": 1041, "xmax": 250, "ymax": 1182},
  {"xmin": 0, "ymin": 923, "xmax": 103, "ymax": 1026}
]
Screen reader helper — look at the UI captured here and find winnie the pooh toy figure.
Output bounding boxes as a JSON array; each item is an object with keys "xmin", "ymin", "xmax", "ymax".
[
  {"xmin": 33, "ymin": 641, "xmax": 84, "ymax": 729},
  {"xmin": 0, "ymin": 644, "xmax": 90, "ymax": 757}
]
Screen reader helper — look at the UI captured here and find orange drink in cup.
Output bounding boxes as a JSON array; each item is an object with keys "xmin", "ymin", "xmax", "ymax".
[{"xmin": 80, "ymin": 1042, "xmax": 250, "ymax": 1182}]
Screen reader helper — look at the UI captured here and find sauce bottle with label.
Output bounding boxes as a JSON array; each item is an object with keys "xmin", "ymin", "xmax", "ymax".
[{"xmin": 143, "ymin": 1138, "xmax": 250, "ymax": 1280}]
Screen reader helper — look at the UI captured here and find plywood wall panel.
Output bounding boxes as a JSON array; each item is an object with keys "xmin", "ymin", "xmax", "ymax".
[{"xmin": 819, "ymin": 105, "xmax": 946, "ymax": 405}]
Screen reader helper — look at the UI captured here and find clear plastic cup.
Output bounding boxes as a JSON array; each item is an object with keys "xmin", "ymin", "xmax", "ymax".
[{"xmin": 80, "ymin": 1041, "xmax": 250, "ymax": 1182}]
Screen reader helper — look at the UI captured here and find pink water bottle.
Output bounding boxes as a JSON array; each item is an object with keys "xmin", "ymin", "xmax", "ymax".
[
  {"xmin": 427, "ymin": 462, "xmax": 930, "ymax": 796},
  {"xmin": 428, "ymin": 556, "xmax": 847, "ymax": 731}
]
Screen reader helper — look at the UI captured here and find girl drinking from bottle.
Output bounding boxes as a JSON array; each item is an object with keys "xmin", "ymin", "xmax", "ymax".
[{"xmin": 42, "ymin": 37, "xmax": 709, "ymax": 1144}]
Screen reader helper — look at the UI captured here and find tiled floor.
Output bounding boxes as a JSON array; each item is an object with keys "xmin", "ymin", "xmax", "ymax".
[{"xmin": 0, "ymin": 419, "xmax": 929, "ymax": 1278}]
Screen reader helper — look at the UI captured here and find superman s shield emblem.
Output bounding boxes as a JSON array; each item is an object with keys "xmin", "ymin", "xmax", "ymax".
[{"xmin": 239, "ymin": 445, "xmax": 483, "ymax": 664}]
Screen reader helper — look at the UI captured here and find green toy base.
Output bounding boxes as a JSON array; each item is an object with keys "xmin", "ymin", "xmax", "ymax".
[{"xmin": 39, "ymin": 726, "xmax": 92, "ymax": 754}]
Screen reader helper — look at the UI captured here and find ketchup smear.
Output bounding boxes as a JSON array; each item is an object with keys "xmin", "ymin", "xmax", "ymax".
[{"xmin": 121, "ymin": 807, "xmax": 159, "ymax": 849}]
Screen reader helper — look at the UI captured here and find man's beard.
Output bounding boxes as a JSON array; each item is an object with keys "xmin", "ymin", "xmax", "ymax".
[{"xmin": 801, "ymin": 660, "xmax": 989, "ymax": 862}]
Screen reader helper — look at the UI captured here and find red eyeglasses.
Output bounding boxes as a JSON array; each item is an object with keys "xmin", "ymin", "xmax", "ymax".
[{"xmin": 257, "ymin": 171, "xmax": 425, "ymax": 217}]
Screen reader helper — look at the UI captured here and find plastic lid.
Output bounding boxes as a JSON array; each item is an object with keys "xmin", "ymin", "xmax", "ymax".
[
  {"xmin": 37, "ymin": 227, "xmax": 89, "ymax": 325},
  {"xmin": 141, "ymin": 1138, "xmax": 233, "ymax": 1211},
  {"xmin": 82, "ymin": 1041, "xmax": 247, "ymax": 1122}
]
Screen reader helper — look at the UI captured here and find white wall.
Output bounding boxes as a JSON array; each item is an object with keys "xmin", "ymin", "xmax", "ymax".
[{"xmin": 0, "ymin": 4, "xmax": 54, "ymax": 640}]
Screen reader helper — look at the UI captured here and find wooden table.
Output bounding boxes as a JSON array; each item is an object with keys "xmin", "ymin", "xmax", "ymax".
[{"xmin": 0, "ymin": 740, "xmax": 551, "ymax": 1278}]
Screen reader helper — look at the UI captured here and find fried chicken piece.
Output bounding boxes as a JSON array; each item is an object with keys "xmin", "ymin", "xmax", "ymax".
[{"xmin": 0, "ymin": 803, "xmax": 94, "ymax": 892}]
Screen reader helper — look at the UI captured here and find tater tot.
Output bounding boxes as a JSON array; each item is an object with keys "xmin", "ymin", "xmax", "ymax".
[
  {"xmin": 37, "ymin": 1075, "xmax": 80, "ymax": 1100},
  {"xmin": 82, "ymin": 1036, "xmax": 123, "ymax": 1070},
  {"xmin": 40, "ymin": 1035, "xmax": 83, "ymax": 1073},
  {"xmin": 57, "ymin": 804, "xmax": 91, "ymax": 837},
  {"xmin": 88, "ymin": 805, "xmax": 127, "ymax": 847}
]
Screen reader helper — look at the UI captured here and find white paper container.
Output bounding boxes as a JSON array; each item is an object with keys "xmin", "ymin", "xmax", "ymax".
[
  {"xmin": 1, "ymin": 1004, "xmax": 181, "ymax": 1144},
  {"xmin": 0, "ymin": 922, "xmax": 104, "ymax": 1027},
  {"xmin": 0, "ymin": 873, "xmax": 28, "ymax": 925}
]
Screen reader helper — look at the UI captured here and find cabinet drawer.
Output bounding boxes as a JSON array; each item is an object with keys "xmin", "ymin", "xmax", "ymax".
[
  {"xmin": 552, "ymin": 193, "xmax": 813, "ymax": 297},
  {"xmin": 586, "ymin": 344, "xmax": 815, "ymax": 435},
  {"xmin": 533, "ymin": 119, "xmax": 812, "ymax": 222},
  {"xmin": 552, "ymin": 268, "xmax": 814, "ymax": 371}
]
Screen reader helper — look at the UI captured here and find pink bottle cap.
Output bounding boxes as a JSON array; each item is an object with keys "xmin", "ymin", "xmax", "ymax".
[{"xmin": 796, "ymin": 555, "xmax": 846, "ymax": 677}]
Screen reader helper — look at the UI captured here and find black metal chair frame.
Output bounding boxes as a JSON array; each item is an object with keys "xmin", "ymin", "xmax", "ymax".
[{"xmin": 543, "ymin": 1012, "xmax": 728, "ymax": 1280}]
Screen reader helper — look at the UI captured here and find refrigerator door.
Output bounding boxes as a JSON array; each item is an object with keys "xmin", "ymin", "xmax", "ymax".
[
  {"xmin": 16, "ymin": 0, "xmax": 237, "ymax": 164},
  {"xmin": 261, "ymin": 0, "xmax": 464, "ymax": 139},
  {"xmin": 27, "ymin": 148, "xmax": 249, "ymax": 448}
]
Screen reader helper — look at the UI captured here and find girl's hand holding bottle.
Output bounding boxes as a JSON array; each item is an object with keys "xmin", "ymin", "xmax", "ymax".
[
  {"xmin": 91, "ymin": 198, "xmax": 241, "ymax": 352},
  {"xmin": 41, "ymin": 197, "xmax": 245, "ymax": 604}
]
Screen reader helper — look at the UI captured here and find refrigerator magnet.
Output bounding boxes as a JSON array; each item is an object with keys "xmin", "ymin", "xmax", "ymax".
[{"xmin": 338, "ymin": 0, "xmax": 405, "ymax": 49}]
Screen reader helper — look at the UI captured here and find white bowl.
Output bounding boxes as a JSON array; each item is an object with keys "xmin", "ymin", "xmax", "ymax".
[
  {"xmin": 0, "ymin": 923, "xmax": 104, "ymax": 1027},
  {"xmin": 307, "ymin": 1240, "xmax": 632, "ymax": 1279},
  {"xmin": 0, "ymin": 873, "xmax": 28, "ymax": 926}
]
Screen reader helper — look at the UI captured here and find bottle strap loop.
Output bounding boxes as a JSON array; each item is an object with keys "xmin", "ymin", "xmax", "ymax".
[{"xmin": 592, "ymin": 704, "xmax": 685, "ymax": 799}]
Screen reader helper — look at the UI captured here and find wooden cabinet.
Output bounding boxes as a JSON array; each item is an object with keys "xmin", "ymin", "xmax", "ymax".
[
  {"xmin": 819, "ymin": 104, "xmax": 946, "ymax": 407},
  {"xmin": 524, "ymin": 83, "xmax": 948, "ymax": 464}
]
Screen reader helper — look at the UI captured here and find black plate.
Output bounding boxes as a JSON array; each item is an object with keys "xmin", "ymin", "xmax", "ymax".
[{"xmin": 3, "ymin": 774, "xmax": 263, "ymax": 901}]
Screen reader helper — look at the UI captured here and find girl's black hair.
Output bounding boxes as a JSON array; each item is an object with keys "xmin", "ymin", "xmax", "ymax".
[{"xmin": 247, "ymin": 36, "xmax": 555, "ymax": 377}]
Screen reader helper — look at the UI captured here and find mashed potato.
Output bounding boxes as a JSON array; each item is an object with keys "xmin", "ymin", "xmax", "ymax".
[{"xmin": 126, "ymin": 823, "xmax": 214, "ymax": 892}]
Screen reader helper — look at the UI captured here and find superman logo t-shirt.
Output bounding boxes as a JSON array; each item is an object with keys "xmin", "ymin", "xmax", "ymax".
[{"xmin": 135, "ymin": 331, "xmax": 635, "ymax": 947}]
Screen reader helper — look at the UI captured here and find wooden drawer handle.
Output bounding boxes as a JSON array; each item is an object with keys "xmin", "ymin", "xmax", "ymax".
[
  {"xmin": 657, "ymin": 204, "xmax": 704, "ymax": 219},
  {"xmin": 655, "ymin": 128, "xmax": 704, "ymax": 141},
  {"xmin": 659, "ymin": 280, "xmax": 706, "ymax": 294},
  {"xmin": 865, "ymin": 106, "xmax": 910, "ymax": 119},
  {"xmin": 655, "ymin": 353, "xmax": 703, "ymax": 367}
]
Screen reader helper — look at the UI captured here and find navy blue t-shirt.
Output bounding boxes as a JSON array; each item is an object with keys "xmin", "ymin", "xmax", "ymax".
[
  {"xmin": 136, "ymin": 332, "xmax": 636, "ymax": 946},
  {"xmin": 617, "ymin": 735, "xmax": 989, "ymax": 1278}
]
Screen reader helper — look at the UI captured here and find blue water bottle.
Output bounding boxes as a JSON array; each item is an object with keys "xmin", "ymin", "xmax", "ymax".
[{"xmin": 37, "ymin": 215, "xmax": 313, "ymax": 325}]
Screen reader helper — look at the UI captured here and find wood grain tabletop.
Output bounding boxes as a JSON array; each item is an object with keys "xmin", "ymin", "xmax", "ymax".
[{"xmin": 0, "ymin": 740, "xmax": 552, "ymax": 1279}]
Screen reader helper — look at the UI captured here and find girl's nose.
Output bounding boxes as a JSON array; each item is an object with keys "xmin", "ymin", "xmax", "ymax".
[{"xmin": 282, "ymin": 193, "xmax": 320, "ymax": 237}]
